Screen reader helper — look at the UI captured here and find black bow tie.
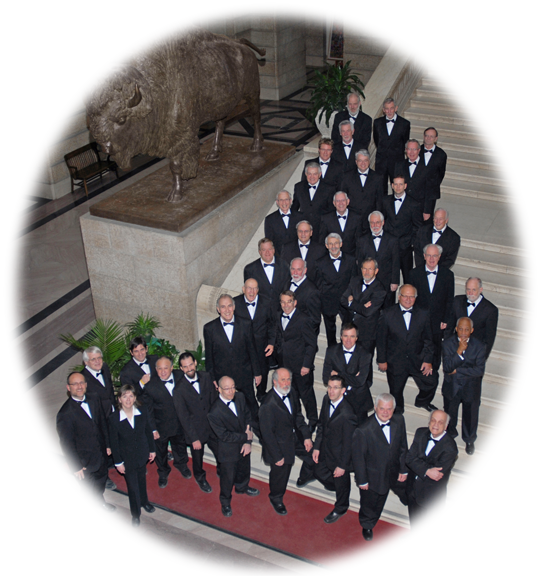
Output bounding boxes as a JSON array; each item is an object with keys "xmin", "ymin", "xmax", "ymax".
[
  {"xmin": 427, "ymin": 270, "xmax": 437, "ymax": 275},
  {"xmin": 344, "ymin": 143, "xmax": 352, "ymax": 147},
  {"xmin": 467, "ymin": 301, "xmax": 476, "ymax": 307},
  {"xmin": 227, "ymin": 400, "xmax": 234, "ymax": 406},
  {"xmin": 380, "ymin": 421, "xmax": 390, "ymax": 428},
  {"xmin": 309, "ymin": 185, "xmax": 317, "ymax": 189},
  {"xmin": 395, "ymin": 197, "xmax": 403, "ymax": 202},
  {"xmin": 291, "ymin": 281, "xmax": 299, "ymax": 287},
  {"xmin": 409, "ymin": 161, "xmax": 416, "ymax": 165},
  {"xmin": 331, "ymin": 256, "xmax": 342, "ymax": 261},
  {"xmin": 74, "ymin": 398, "xmax": 87, "ymax": 404},
  {"xmin": 95, "ymin": 371, "xmax": 102, "ymax": 377},
  {"xmin": 433, "ymin": 229, "xmax": 443, "ymax": 235},
  {"xmin": 282, "ymin": 314, "xmax": 290, "ymax": 319},
  {"xmin": 358, "ymin": 171, "xmax": 367, "ymax": 176},
  {"xmin": 425, "ymin": 149, "xmax": 434, "ymax": 153},
  {"xmin": 429, "ymin": 436, "xmax": 439, "ymax": 442},
  {"xmin": 402, "ymin": 309, "xmax": 412, "ymax": 314},
  {"xmin": 138, "ymin": 361, "xmax": 148, "ymax": 367},
  {"xmin": 299, "ymin": 243, "xmax": 308, "ymax": 249},
  {"xmin": 373, "ymin": 234, "xmax": 382, "ymax": 238},
  {"xmin": 320, "ymin": 161, "xmax": 329, "ymax": 165},
  {"xmin": 281, "ymin": 395, "xmax": 289, "ymax": 401},
  {"xmin": 189, "ymin": 377, "xmax": 199, "ymax": 384},
  {"xmin": 246, "ymin": 301, "xmax": 256, "ymax": 307},
  {"xmin": 343, "ymin": 349, "xmax": 353, "ymax": 355},
  {"xmin": 386, "ymin": 118, "xmax": 394, "ymax": 123},
  {"xmin": 263, "ymin": 263, "xmax": 274, "ymax": 267},
  {"xmin": 164, "ymin": 379, "xmax": 174, "ymax": 385},
  {"xmin": 223, "ymin": 321, "xmax": 234, "ymax": 326},
  {"xmin": 281, "ymin": 213, "xmax": 290, "ymax": 218},
  {"xmin": 337, "ymin": 214, "xmax": 347, "ymax": 220}
]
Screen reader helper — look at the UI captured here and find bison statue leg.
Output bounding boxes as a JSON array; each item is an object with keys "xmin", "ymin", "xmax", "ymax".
[
  {"xmin": 246, "ymin": 94, "xmax": 263, "ymax": 153},
  {"xmin": 166, "ymin": 134, "xmax": 200, "ymax": 202},
  {"xmin": 205, "ymin": 119, "xmax": 225, "ymax": 161}
]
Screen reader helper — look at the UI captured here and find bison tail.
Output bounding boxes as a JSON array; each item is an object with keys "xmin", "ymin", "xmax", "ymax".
[{"xmin": 238, "ymin": 37, "xmax": 266, "ymax": 58}]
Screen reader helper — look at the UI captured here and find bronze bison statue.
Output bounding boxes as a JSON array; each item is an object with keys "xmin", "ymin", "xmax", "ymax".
[{"xmin": 86, "ymin": 29, "xmax": 265, "ymax": 202}]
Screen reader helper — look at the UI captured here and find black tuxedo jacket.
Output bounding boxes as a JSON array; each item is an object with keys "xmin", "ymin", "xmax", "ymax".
[
  {"xmin": 356, "ymin": 229, "xmax": 400, "ymax": 288},
  {"xmin": 108, "ymin": 407, "xmax": 155, "ymax": 471},
  {"xmin": 421, "ymin": 144, "xmax": 447, "ymax": 201},
  {"xmin": 352, "ymin": 412, "xmax": 408, "ymax": 494},
  {"xmin": 319, "ymin": 209, "xmax": 363, "ymax": 257},
  {"xmin": 56, "ymin": 392, "xmax": 109, "ymax": 474},
  {"xmin": 314, "ymin": 394, "xmax": 358, "ymax": 471},
  {"xmin": 442, "ymin": 335, "xmax": 486, "ymax": 402},
  {"xmin": 280, "ymin": 239, "xmax": 326, "ymax": 285},
  {"xmin": 331, "ymin": 138, "xmax": 369, "ymax": 173},
  {"xmin": 394, "ymin": 158, "xmax": 431, "ymax": 215},
  {"xmin": 380, "ymin": 193, "xmax": 422, "ymax": 251},
  {"xmin": 292, "ymin": 179, "xmax": 336, "ymax": 234},
  {"xmin": 203, "ymin": 315, "xmax": 261, "ymax": 387},
  {"xmin": 119, "ymin": 355, "xmax": 158, "ymax": 397},
  {"xmin": 340, "ymin": 276, "xmax": 386, "ymax": 345},
  {"xmin": 243, "ymin": 257, "xmax": 290, "ymax": 304},
  {"xmin": 264, "ymin": 209, "xmax": 305, "ymax": 252},
  {"xmin": 141, "ymin": 370, "xmax": 185, "ymax": 438},
  {"xmin": 322, "ymin": 342, "xmax": 372, "ymax": 394},
  {"xmin": 376, "ymin": 305, "xmax": 435, "ymax": 374},
  {"xmin": 302, "ymin": 156, "xmax": 344, "ymax": 189},
  {"xmin": 173, "ymin": 370, "xmax": 218, "ymax": 444},
  {"xmin": 259, "ymin": 388, "xmax": 311, "ymax": 466},
  {"xmin": 373, "ymin": 115, "xmax": 411, "ymax": 176},
  {"xmin": 81, "ymin": 364, "xmax": 115, "ymax": 418},
  {"xmin": 340, "ymin": 168, "xmax": 384, "ymax": 218},
  {"xmin": 275, "ymin": 308, "xmax": 317, "ymax": 372},
  {"xmin": 408, "ymin": 265, "xmax": 455, "ymax": 336},
  {"xmin": 445, "ymin": 295, "xmax": 499, "ymax": 359},
  {"xmin": 331, "ymin": 109, "xmax": 372, "ymax": 149},
  {"xmin": 406, "ymin": 427, "xmax": 458, "ymax": 505},
  {"xmin": 282, "ymin": 276, "xmax": 322, "ymax": 332},
  {"xmin": 413, "ymin": 224, "xmax": 461, "ymax": 269},
  {"xmin": 315, "ymin": 252, "xmax": 357, "ymax": 316},
  {"xmin": 207, "ymin": 392, "xmax": 252, "ymax": 463}
]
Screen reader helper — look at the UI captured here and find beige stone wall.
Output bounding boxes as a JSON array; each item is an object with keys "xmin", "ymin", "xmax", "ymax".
[{"xmin": 343, "ymin": 27, "xmax": 390, "ymax": 87}]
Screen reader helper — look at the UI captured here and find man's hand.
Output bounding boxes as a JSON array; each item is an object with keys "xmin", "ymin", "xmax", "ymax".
[
  {"xmin": 75, "ymin": 468, "xmax": 86, "ymax": 480},
  {"xmin": 140, "ymin": 373, "xmax": 151, "ymax": 385},
  {"xmin": 378, "ymin": 362, "xmax": 388, "ymax": 373},
  {"xmin": 423, "ymin": 213, "xmax": 431, "ymax": 221},
  {"xmin": 304, "ymin": 439, "xmax": 313, "ymax": 452},
  {"xmin": 149, "ymin": 452, "xmax": 156, "ymax": 462},
  {"xmin": 312, "ymin": 449, "xmax": 320, "ymax": 464},
  {"xmin": 440, "ymin": 322, "xmax": 447, "ymax": 330},
  {"xmin": 457, "ymin": 338, "xmax": 469, "ymax": 356},
  {"xmin": 398, "ymin": 473, "xmax": 408, "ymax": 482},
  {"xmin": 359, "ymin": 483, "xmax": 369, "ymax": 491},
  {"xmin": 255, "ymin": 375, "xmax": 262, "ymax": 386},
  {"xmin": 301, "ymin": 367, "xmax": 310, "ymax": 376},
  {"xmin": 192, "ymin": 440, "xmax": 202, "ymax": 450},
  {"xmin": 241, "ymin": 443, "xmax": 251, "ymax": 456},
  {"xmin": 265, "ymin": 344, "xmax": 274, "ymax": 357},
  {"xmin": 390, "ymin": 284, "xmax": 398, "ymax": 292},
  {"xmin": 333, "ymin": 467, "xmax": 345, "ymax": 478},
  {"xmin": 421, "ymin": 362, "xmax": 433, "ymax": 376},
  {"xmin": 347, "ymin": 295, "xmax": 354, "ymax": 302},
  {"xmin": 245, "ymin": 424, "xmax": 253, "ymax": 441},
  {"xmin": 106, "ymin": 448, "xmax": 112, "ymax": 456},
  {"xmin": 275, "ymin": 458, "xmax": 285, "ymax": 466},
  {"xmin": 116, "ymin": 464, "xmax": 126, "ymax": 474},
  {"xmin": 153, "ymin": 431, "xmax": 160, "ymax": 440},
  {"xmin": 364, "ymin": 300, "xmax": 372, "ymax": 308},
  {"xmin": 425, "ymin": 467, "xmax": 444, "ymax": 481}
]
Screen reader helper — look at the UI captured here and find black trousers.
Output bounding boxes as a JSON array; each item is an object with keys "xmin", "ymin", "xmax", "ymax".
[
  {"xmin": 189, "ymin": 436, "xmax": 220, "ymax": 483},
  {"xmin": 154, "ymin": 432, "xmax": 188, "ymax": 480},
  {"xmin": 268, "ymin": 444, "xmax": 314, "ymax": 504},
  {"xmin": 219, "ymin": 452, "xmax": 250, "ymax": 507},
  {"xmin": 358, "ymin": 478, "xmax": 407, "ymax": 529},
  {"xmin": 443, "ymin": 384, "xmax": 481, "ymax": 443},
  {"xmin": 124, "ymin": 463, "xmax": 150, "ymax": 518},
  {"xmin": 291, "ymin": 370, "xmax": 318, "ymax": 430},
  {"xmin": 387, "ymin": 367, "xmax": 438, "ymax": 413},
  {"xmin": 322, "ymin": 307, "xmax": 347, "ymax": 348},
  {"xmin": 313, "ymin": 460, "xmax": 351, "ymax": 514},
  {"xmin": 236, "ymin": 384, "xmax": 260, "ymax": 429}
]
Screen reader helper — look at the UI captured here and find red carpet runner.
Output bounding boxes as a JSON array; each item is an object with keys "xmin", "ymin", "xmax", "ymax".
[{"xmin": 109, "ymin": 460, "xmax": 405, "ymax": 564}]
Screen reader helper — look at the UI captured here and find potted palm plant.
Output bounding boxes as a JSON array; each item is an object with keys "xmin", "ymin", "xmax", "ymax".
[{"xmin": 306, "ymin": 60, "xmax": 366, "ymax": 137}]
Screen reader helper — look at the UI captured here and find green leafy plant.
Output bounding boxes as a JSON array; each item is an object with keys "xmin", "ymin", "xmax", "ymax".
[
  {"xmin": 184, "ymin": 340, "xmax": 206, "ymax": 371},
  {"xmin": 125, "ymin": 313, "xmax": 162, "ymax": 343},
  {"xmin": 306, "ymin": 60, "xmax": 366, "ymax": 126}
]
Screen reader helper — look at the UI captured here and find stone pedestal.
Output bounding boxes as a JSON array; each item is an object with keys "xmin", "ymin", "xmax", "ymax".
[{"xmin": 80, "ymin": 136, "xmax": 301, "ymax": 351}]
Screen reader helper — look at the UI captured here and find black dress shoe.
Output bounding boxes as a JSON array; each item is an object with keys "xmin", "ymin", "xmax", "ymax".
[
  {"xmin": 271, "ymin": 501, "xmax": 287, "ymax": 515},
  {"xmin": 132, "ymin": 517, "xmax": 140, "ymax": 527},
  {"xmin": 221, "ymin": 505, "xmax": 232, "ymax": 517},
  {"xmin": 143, "ymin": 503, "xmax": 155, "ymax": 513},
  {"xmin": 197, "ymin": 479, "xmax": 212, "ymax": 493},
  {"xmin": 415, "ymin": 402, "xmax": 438, "ymax": 412},
  {"xmin": 158, "ymin": 477, "xmax": 168, "ymax": 488},
  {"xmin": 324, "ymin": 510, "xmax": 345, "ymax": 524},
  {"xmin": 179, "ymin": 467, "xmax": 192, "ymax": 479},
  {"xmin": 167, "ymin": 452, "xmax": 174, "ymax": 461},
  {"xmin": 296, "ymin": 477, "xmax": 314, "ymax": 488},
  {"xmin": 362, "ymin": 528, "xmax": 373, "ymax": 541},
  {"xmin": 105, "ymin": 477, "xmax": 117, "ymax": 491},
  {"xmin": 465, "ymin": 442, "xmax": 475, "ymax": 455},
  {"xmin": 235, "ymin": 486, "xmax": 260, "ymax": 496},
  {"xmin": 102, "ymin": 502, "xmax": 116, "ymax": 512}
]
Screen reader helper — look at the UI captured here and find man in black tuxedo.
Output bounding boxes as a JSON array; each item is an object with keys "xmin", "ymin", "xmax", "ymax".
[
  {"xmin": 57, "ymin": 372, "xmax": 115, "ymax": 510},
  {"xmin": 413, "ymin": 207, "xmax": 461, "ymax": 269},
  {"xmin": 373, "ymin": 97, "xmax": 411, "ymax": 193},
  {"xmin": 207, "ymin": 376, "xmax": 259, "ymax": 517},
  {"xmin": 119, "ymin": 336, "xmax": 158, "ymax": 397},
  {"xmin": 312, "ymin": 375, "xmax": 358, "ymax": 523},
  {"xmin": 356, "ymin": 210, "xmax": 400, "ymax": 308},
  {"xmin": 276, "ymin": 290, "xmax": 318, "ymax": 431},
  {"xmin": 264, "ymin": 190, "xmax": 304, "ymax": 252},
  {"xmin": 243, "ymin": 238, "xmax": 290, "ymax": 306},
  {"xmin": 293, "ymin": 163, "xmax": 335, "ymax": 234},
  {"xmin": 173, "ymin": 352, "xmax": 220, "ymax": 493},
  {"xmin": 442, "ymin": 317, "xmax": 486, "ymax": 455},
  {"xmin": 203, "ymin": 294, "xmax": 262, "ymax": 424},
  {"xmin": 234, "ymin": 278, "xmax": 276, "ymax": 403},
  {"xmin": 340, "ymin": 150, "xmax": 384, "ymax": 219},
  {"xmin": 394, "ymin": 139, "xmax": 431, "ymax": 220},
  {"xmin": 319, "ymin": 191, "xmax": 363, "ymax": 257},
  {"xmin": 331, "ymin": 120, "xmax": 369, "ymax": 174},
  {"xmin": 405, "ymin": 409, "xmax": 458, "ymax": 525},
  {"xmin": 409, "ymin": 243, "xmax": 455, "ymax": 371},
  {"xmin": 283, "ymin": 257, "xmax": 321, "ymax": 335},
  {"xmin": 142, "ymin": 356, "xmax": 191, "ymax": 488},
  {"xmin": 376, "ymin": 284, "xmax": 438, "ymax": 413},
  {"xmin": 301, "ymin": 137, "xmax": 344, "ymax": 189},
  {"xmin": 380, "ymin": 175, "xmax": 422, "ymax": 284},
  {"xmin": 352, "ymin": 393, "xmax": 408, "ymax": 541},
  {"xmin": 322, "ymin": 323, "xmax": 373, "ymax": 424},
  {"xmin": 445, "ymin": 277, "xmax": 499, "ymax": 360},
  {"xmin": 315, "ymin": 233, "xmax": 357, "ymax": 348},
  {"xmin": 331, "ymin": 91, "xmax": 372, "ymax": 150},
  {"xmin": 421, "ymin": 127, "xmax": 447, "ymax": 216},
  {"xmin": 258, "ymin": 368, "xmax": 314, "ymax": 515},
  {"xmin": 81, "ymin": 346, "xmax": 115, "ymax": 418},
  {"xmin": 280, "ymin": 220, "xmax": 326, "ymax": 285}
]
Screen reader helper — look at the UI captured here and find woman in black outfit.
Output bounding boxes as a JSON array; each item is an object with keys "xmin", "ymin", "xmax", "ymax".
[{"xmin": 109, "ymin": 384, "xmax": 156, "ymax": 526}]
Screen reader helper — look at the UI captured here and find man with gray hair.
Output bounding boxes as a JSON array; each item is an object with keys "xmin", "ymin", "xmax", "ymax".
[
  {"xmin": 264, "ymin": 190, "xmax": 304, "ymax": 251},
  {"xmin": 331, "ymin": 91, "xmax": 372, "ymax": 149},
  {"xmin": 319, "ymin": 191, "xmax": 363, "ymax": 257},
  {"xmin": 80, "ymin": 346, "xmax": 116, "ymax": 418},
  {"xmin": 280, "ymin": 220, "xmax": 326, "ymax": 284},
  {"xmin": 340, "ymin": 149, "xmax": 384, "ymax": 217},
  {"xmin": 301, "ymin": 137, "xmax": 344, "ymax": 188},
  {"xmin": 332, "ymin": 120, "xmax": 369, "ymax": 173},
  {"xmin": 395, "ymin": 138, "xmax": 430, "ymax": 220},
  {"xmin": 413, "ymin": 207, "xmax": 461, "ymax": 269},
  {"xmin": 352, "ymin": 392, "xmax": 408, "ymax": 541}
]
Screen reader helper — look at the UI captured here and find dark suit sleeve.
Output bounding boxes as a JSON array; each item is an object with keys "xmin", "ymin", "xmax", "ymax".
[
  {"xmin": 207, "ymin": 409, "xmax": 247, "ymax": 445},
  {"xmin": 352, "ymin": 426, "xmax": 369, "ymax": 486},
  {"xmin": 340, "ymin": 408, "xmax": 358, "ymax": 470},
  {"xmin": 442, "ymin": 339, "xmax": 486, "ymax": 378},
  {"xmin": 203, "ymin": 322, "xmax": 214, "ymax": 375},
  {"xmin": 56, "ymin": 409, "xmax": 82, "ymax": 472},
  {"xmin": 484, "ymin": 305, "xmax": 499, "ymax": 358},
  {"xmin": 108, "ymin": 413, "xmax": 122, "ymax": 465},
  {"xmin": 406, "ymin": 430, "xmax": 458, "ymax": 480}
]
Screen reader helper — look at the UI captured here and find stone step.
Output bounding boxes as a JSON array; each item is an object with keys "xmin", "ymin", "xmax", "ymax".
[
  {"xmin": 446, "ymin": 149, "xmax": 501, "ymax": 173},
  {"xmin": 455, "ymin": 250, "xmax": 526, "ymax": 277},
  {"xmin": 441, "ymin": 180, "xmax": 511, "ymax": 203},
  {"xmin": 453, "ymin": 267, "xmax": 525, "ymax": 297},
  {"xmin": 444, "ymin": 165, "xmax": 504, "ymax": 188},
  {"xmin": 460, "ymin": 238, "xmax": 524, "ymax": 258},
  {"xmin": 414, "ymin": 85, "xmax": 456, "ymax": 102},
  {"xmin": 405, "ymin": 106, "xmax": 476, "ymax": 128},
  {"xmin": 409, "ymin": 129, "xmax": 491, "ymax": 156},
  {"xmin": 409, "ymin": 94, "xmax": 466, "ymax": 115},
  {"xmin": 407, "ymin": 118, "xmax": 482, "ymax": 142}
]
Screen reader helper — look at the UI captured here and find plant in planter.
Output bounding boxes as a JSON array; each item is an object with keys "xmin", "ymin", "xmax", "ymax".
[{"xmin": 306, "ymin": 60, "xmax": 366, "ymax": 136}]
